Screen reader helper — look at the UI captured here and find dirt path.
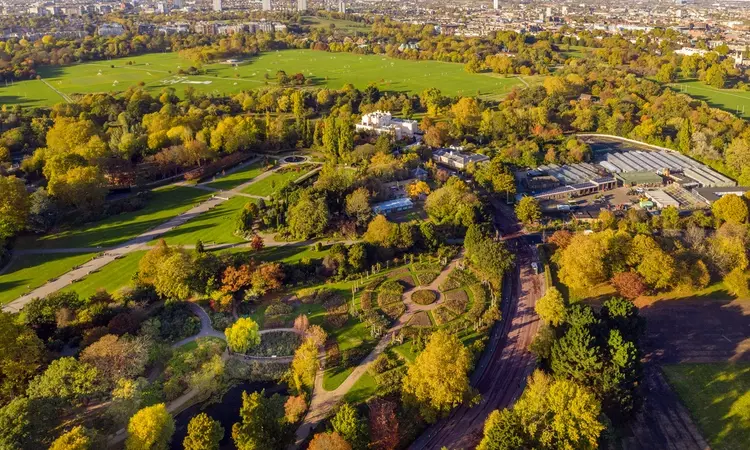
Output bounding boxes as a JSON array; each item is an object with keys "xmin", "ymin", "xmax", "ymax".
[
  {"xmin": 294, "ymin": 255, "xmax": 463, "ymax": 446},
  {"xmin": 409, "ymin": 245, "xmax": 544, "ymax": 450}
]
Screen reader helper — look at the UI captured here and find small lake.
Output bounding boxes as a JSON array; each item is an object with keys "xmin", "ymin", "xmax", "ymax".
[{"xmin": 171, "ymin": 381, "xmax": 289, "ymax": 449}]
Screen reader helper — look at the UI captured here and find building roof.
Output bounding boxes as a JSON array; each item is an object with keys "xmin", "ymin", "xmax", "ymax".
[
  {"xmin": 692, "ymin": 187, "xmax": 750, "ymax": 204},
  {"xmin": 645, "ymin": 190, "xmax": 680, "ymax": 208},
  {"xmin": 372, "ymin": 197, "xmax": 414, "ymax": 213},
  {"xmin": 615, "ymin": 171, "xmax": 663, "ymax": 185}
]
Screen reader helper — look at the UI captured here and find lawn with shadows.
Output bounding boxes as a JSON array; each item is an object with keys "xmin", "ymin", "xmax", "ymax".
[
  {"xmin": 663, "ymin": 363, "xmax": 750, "ymax": 450},
  {"xmin": 61, "ymin": 251, "xmax": 146, "ymax": 299},
  {"xmin": 17, "ymin": 185, "xmax": 212, "ymax": 250},
  {"xmin": 1, "ymin": 50, "xmax": 525, "ymax": 107},
  {"xmin": 0, "ymin": 252, "xmax": 94, "ymax": 304},
  {"xmin": 241, "ymin": 167, "xmax": 313, "ymax": 197},
  {"xmin": 204, "ymin": 160, "xmax": 271, "ymax": 191},
  {"xmin": 254, "ymin": 243, "xmax": 329, "ymax": 264},
  {"xmin": 669, "ymin": 79, "xmax": 750, "ymax": 119},
  {"xmin": 157, "ymin": 195, "xmax": 252, "ymax": 246}
]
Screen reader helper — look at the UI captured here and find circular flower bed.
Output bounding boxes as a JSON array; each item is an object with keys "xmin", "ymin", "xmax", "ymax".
[{"xmin": 411, "ymin": 289, "xmax": 438, "ymax": 306}]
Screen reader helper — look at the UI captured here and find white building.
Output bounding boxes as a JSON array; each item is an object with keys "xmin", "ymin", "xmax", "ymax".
[
  {"xmin": 212, "ymin": 0, "xmax": 222, "ymax": 11},
  {"xmin": 675, "ymin": 47, "xmax": 712, "ymax": 57},
  {"xmin": 297, "ymin": 0, "xmax": 307, "ymax": 12},
  {"xmin": 356, "ymin": 111, "xmax": 419, "ymax": 140},
  {"xmin": 338, "ymin": 0, "xmax": 346, "ymax": 13},
  {"xmin": 262, "ymin": 0, "xmax": 271, "ymax": 11},
  {"xmin": 97, "ymin": 23, "xmax": 125, "ymax": 37}
]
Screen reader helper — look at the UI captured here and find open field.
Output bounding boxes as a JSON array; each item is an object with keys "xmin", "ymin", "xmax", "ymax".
[
  {"xmin": 0, "ymin": 253, "xmax": 94, "ymax": 304},
  {"xmin": 16, "ymin": 185, "xmax": 211, "ymax": 250},
  {"xmin": 61, "ymin": 251, "xmax": 146, "ymax": 299},
  {"xmin": 204, "ymin": 160, "xmax": 270, "ymax": 191},
  {"xmin": 663, "ymin": 363, "xmax": 750, "ymax": 450},
  {"xmin": 670, "ymin": 80, "xmax": 750, "ymax": 119},
  {"xmin": 157, "ymin": 195, "xmax": 250, "ymax": 246},
  {"xmin": 241, "ymin": 168, "xmax": 309, "ymax": 197},
  {"xmin": 0, "ymin": 49, "xmax": 527, "ymax": 107}
]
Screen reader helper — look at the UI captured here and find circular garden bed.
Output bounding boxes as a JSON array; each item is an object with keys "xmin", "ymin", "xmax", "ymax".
[{"xmin": 411, "ymin": 289, "xmax": 438, "ymax": 305}]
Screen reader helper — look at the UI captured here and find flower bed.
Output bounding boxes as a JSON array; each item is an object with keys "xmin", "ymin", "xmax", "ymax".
[
  {"xmin": 360, "ymin": 291, "xmax": 373, "ymax": 310},
  {"xmin": 414, "ymin": 271, "xmax": 440, "ymax": 286},
  {"xmin": 248, "ymin": 331, "xmax": 302, "ymax": 357},
  {"xmin": 396, "ymin": 273, "xmax": 415, "ymax": 289},
  {"xmin": 408, "ymin": 311, "xmax": 432, "ymax": 327},
  {"xmin": 411, "ymin": 289, "xmax": 437, "ymax": 306},
  {"xmin": 444, "ymin": 290, "xmax": 469, "ymax": 315},
  {"xmin": 439, "ymin": 268, "xmax": 479, "ymax": 292},
  {"xmin": 433, "ymin": 306, "xmax": 457, "ymax": 326}
]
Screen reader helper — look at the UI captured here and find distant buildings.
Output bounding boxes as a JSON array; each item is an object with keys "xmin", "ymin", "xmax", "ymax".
[
  {"xmin": 432, "ymin": 148, "xmax": 490, "ymax": 171},
  {"xmin": 212, "ymin": 0, "xmax": 222, "ymax": 12},
  {"xmin": 262, "ymin": 0, "xmax": 271, "ymax": 11},
  {"xmin": 97, "ymin": 23, "xmax": 125, "ymax": 37},
  {"xmin": 297, "ymin": 0, "xmax": 307, "ymax": 12},
  {"xmin": 356, "ymin": 111, "xmax": 419, "ymax": 140}
]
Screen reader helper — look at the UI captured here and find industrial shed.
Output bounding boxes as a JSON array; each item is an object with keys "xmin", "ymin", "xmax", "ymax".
[{"xmin": 645, "ymin": 190, "xmax": 681, "ymax": 209}]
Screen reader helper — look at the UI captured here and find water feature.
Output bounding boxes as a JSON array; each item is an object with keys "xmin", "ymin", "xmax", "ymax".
[{"xmin": 171, "ymin": 380, "xmax": 289, "ymax": 449}]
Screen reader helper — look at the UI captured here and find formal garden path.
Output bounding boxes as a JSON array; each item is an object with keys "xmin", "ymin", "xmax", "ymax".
[
  {"xmin": 1, "ymin": 158, "xmax": 320, "ymax": 314},
  {"xmin": 294, "ymin": 253, "xmax": 464, "ymax": 446}
]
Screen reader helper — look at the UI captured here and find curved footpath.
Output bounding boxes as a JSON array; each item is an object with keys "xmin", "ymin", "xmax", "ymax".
[
  {"xmin": 409, "ymin": 245, "xmax": 544, "ymax": 449},
  {"xmin": 294, "ymin": 254, "xmax": 463, "ymax": 446},
  {"xmin": 1, "ymin": 157, "xmax": 321, "ymax": 314}
]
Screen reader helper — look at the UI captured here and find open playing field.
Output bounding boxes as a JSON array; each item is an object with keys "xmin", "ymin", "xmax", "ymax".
[
  {"xmin": 0, "ymin": 252, "xmax": 95, "ymax": 304},
  {"xmin": 0, "ymin": 49, "xmax": 527, "ymax": 107},
  {"xmin": 16, "ymin": 185, "xmax": 211, "ymax": 250},
  {"xmin": 663, "ymin": 363, "xmax": 750, "ymax": 450},
  {"xmin": 61, "ymin": 251, "xmax": 146, "ymax": 299},
  {"xmin": 670, "ymin": 80, "xmax": 750, "ymax": 118}
]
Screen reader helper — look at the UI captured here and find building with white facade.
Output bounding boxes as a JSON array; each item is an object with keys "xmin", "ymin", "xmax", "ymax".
[
  {"xmin": 355, "ymin": 111, "xmax": 419, "ymax": 140},
  {"xmin": 212, "ymin": 0, "xmax": 222, "ymax": 12},
  {"xmin": 297, "ymin": 0, "xmax": 307, "ymax": 12},
  {"xmin": 262, "ymin": 0, "xmax": 271, "ymax": 11}
]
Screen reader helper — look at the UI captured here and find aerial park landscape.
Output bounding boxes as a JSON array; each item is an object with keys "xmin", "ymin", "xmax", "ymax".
[{"xmin": 0, "ymin": 3, "xmax": 747, "ymax": 450}]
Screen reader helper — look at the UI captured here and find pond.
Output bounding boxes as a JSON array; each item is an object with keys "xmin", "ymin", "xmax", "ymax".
[{"xmin": 171, "ymin": 380, "xmax": 289, "ymax": 449}]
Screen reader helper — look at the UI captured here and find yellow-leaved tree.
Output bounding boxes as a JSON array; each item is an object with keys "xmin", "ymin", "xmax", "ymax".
[
  {"xmin": 126, "ymin": 403, "xmax": 175, "ymax": 450},
  {"xmin": 401, "ymin": 330, "xmax": 471, "ymax": 422}
]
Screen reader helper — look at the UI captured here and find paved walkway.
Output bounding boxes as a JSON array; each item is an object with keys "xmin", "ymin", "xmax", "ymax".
[
  {"xmin": 1, "ymin": 159, "xmax": 323, "ymax": 313},
  {"xmin": 2, "ymin": 195, "xmax": 229, "ymax": 313},
  {"xmin": 294, "ymin": 254, "xmax": 463, "ymax": 446}
]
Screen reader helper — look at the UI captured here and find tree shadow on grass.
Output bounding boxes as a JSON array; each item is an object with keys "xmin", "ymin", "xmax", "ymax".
[{"xmin": 638, "ymin": 296, "xmax": 750, "ymax": 364}]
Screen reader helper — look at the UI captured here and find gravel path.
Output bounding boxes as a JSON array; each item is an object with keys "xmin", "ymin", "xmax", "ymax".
[{"xmin": 294, "ymin": 255, "xmax": 463, "ymax": 446}]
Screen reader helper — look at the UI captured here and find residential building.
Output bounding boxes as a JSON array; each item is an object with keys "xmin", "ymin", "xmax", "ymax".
[
  {"xmin": 97, "ymin": 23, "xmax": 125, "ymax": 37},
  {"xmin": 297, "ymin": 0, "xmax": 307, "ymax": 12},
  {"xmin": 262, "ymin": 0, "xmax": 271, "ymax": 11},
  {"xmin": 212, "ymin": 0, "xmax": 222, "ymax": 12}
]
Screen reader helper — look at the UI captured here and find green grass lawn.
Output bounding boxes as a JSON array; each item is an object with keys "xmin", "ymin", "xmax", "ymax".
[
  {"xmin": 61, "ymin": 251, "xmax": 146, "ymax": 299},
  {"xmin": 343, "ymin": 371, "xmax": 378, "ymax": 404},
  {"xmin": 669, "ymin": 80, "xmax": 750, "ymax": 119},
  {"xmin": 663, "ymin": 363, "xmax": 750, "ymax": 450},
  {"xmin": 241, "ymin": 168, "xmax": 312, "ymax": 197},
  {"xmin": 0, "ymin": 252, "xmax": 95, "ymax": 304},
  {"xmin": 157, "ymin": 195, "xmax": 252, "ymax": 246},
  {"xmin": 0, "ymin": 49, "xmax": 526, "ymax": 107},
  {"xmin": 254, "ymin": 244, "xmax": 331, "ymax": 264},
  {"xmin": 324, "ymin": 366, "xmax": 355, "ymax": 391},
  {"xmin": 204, "ymin": 160, "xmax": 271, "ymax": 191},
  {"xmin": 17, "ymin": 185, "xmax": 212, "ymax": 250}
]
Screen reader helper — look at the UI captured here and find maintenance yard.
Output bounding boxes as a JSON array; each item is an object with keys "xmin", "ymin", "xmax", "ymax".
[{"xmin": 519, "ymin": 136, "xmax": 739, "ymax": 216}]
